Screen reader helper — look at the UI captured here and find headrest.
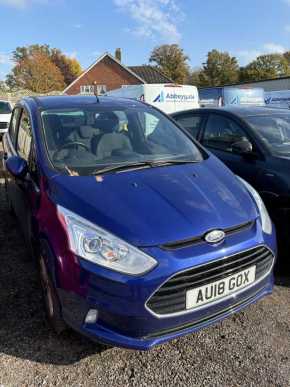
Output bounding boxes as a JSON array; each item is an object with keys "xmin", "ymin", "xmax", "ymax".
[
  {"xmin": 95, "ymin": 118, "xmax": 118, "ymax": 133},
  {"xmin": 79, "ymin": 125, "xmax": 95, "ymax": 138}
]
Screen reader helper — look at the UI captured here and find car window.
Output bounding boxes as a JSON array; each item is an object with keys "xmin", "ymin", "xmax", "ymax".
[
  {"xmin": 41, "ymin": 105, "xmax": 204, "ymax": 176},
  {"xmin": 17, "ymin": 110, "xmax": 32, "ymax": 161},
  {"xmin": 203, "ymin": 114, "xmax": 249, "ymax": 152},
  {"xmin": 246, "ymin": 114, "xmax": 290, "ymax": 157},
  {"xmin": 0, "ymin": 101, "xmax": 12, "ymax": 114},
  {"xmin": 174, "ymin": 114, "xmax": 203, "ymax": 138},
  {"xmin": 9, "ymin": 108, "xmax": 21, "ymax": 146}
]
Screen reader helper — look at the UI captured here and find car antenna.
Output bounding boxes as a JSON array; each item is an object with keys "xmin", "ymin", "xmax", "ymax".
[{"xmin": 93, "ymin": 81, "xmax": 100, "ymax": 103}]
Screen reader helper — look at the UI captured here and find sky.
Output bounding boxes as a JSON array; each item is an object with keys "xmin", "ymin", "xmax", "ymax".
[{"xmin": 0, "ymin": 0, "xmax": 290, "ymax": 80}]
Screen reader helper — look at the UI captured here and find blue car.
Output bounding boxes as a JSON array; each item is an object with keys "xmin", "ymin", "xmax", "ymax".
[{"xmin": 2, "ymin": 95, "xmax": 276, "ymax": 350}]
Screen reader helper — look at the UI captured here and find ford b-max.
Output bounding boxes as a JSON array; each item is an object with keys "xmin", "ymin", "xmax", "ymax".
[{"xmin": 2, "ymin": 96, "xmax": 276, "ymax": 350}]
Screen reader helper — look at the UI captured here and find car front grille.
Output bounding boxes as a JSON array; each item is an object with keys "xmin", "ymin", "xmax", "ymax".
[
  {"xmin": 0, "ymin": 122, "xmax": 8, "ymax": 129},
  {"xmin": 146, "ymin": 246, "xmax": 274, "ymax": 316},
  {"xmin": 161, "ymin": 221, "xmax": 254, "ymax": 250}
]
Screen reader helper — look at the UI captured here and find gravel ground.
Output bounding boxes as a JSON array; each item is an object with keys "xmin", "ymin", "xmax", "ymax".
[{"xmin": 0, "ymin": 155, "xmax": 290, "ymax": 386}]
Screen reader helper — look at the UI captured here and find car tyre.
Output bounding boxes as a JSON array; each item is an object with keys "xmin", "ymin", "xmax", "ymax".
[{"xmin": 39, "ymin": 255, "xmax": 67, "ymax": 334}]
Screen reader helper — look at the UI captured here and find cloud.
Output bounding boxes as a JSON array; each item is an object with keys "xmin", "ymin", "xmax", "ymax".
[
  {"xmin": 90, "ymin": 50, "xmax": 101, "ymax": 58},
  {"xmin": 73, "ymin": 23, "xmax": 82, "ymax": 29},
  {"xmin": 65, "ymin": 51, "xmax": 78, "ymax": 59},
  {"xmin": 263, "ymin": 43, "xmax": 286, "ymax": 53},
  {"xmin": 237, "ymin": 49, "xmax": 262, "ymax": 65},
  {"xmin": 237, "ymin": 43, "xmax": 288, "ymax": 65},
  {"xmin": 0, "ymin": 0, "xmax": 46, "ymax": 8},
  {"xmin": 285, "ymin": 25, "xmax": 290, "ymax": 32},
  {"xmin": 0, "ymin": 53, "xmax": 12, "ymax": 65},
  {"xmin": 0, "ymin": 0, "xmax": 26, "ymax": 7},
  {"xmin": 114, "ymin": 0, "xmax": 183, "ymax": 43}
]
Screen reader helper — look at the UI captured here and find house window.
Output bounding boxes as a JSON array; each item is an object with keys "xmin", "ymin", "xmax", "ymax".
[{"xmin": 80, "ymin": 85, "xmax": 107, "ymax": 95}]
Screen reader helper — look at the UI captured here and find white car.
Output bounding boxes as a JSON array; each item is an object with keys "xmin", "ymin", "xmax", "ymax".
[{"xmin": 0, "ymin": 100, "xmax": 12, "ymax": 138}]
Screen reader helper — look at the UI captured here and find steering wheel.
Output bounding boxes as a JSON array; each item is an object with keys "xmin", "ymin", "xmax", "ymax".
[{"xmin": 53, "ymin": 141, "xmax": 90, "ymax": 162}]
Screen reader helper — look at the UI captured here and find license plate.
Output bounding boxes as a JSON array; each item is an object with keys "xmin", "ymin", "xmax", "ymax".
[{"xmin": 186, "ymin": 266, "xmax": 256, "ymax": 310}]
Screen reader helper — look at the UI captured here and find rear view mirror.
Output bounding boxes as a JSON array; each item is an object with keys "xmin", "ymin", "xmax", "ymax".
[
  {"xmin": 6, "ymin": 156, "xmax": 28, "ymax": 179},
  {"xmin": 232, "ymin": 140, "xmax": 253, "ymax": 155}
]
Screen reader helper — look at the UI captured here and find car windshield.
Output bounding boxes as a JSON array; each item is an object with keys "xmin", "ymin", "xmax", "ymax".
[
  {"xmin": 0, "ymin": 101, "xmax": 11, "ymax": 114},
  {"xmin": 246, "ymin": 113, "xmax": 290, "ymax": 157},
  {"xmin": 41, "ymin": 105, "xmax": 203, "ymax": 175}
]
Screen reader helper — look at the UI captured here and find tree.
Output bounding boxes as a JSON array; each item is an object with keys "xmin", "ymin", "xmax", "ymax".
[
  {"xmin": 199, "ymin": 49, "xmax": 239, "ymax": 86},
  {"xmin": 12, "ymin": 44, "xmax": 51, "ymax": 62},
  {"xmin": 50, "ymin": 49, "xmax": 82, "ymax": 86},
  {"xmin": 0, "ymin": 81, "xmax": 9, "ymax": 92},
  {"xmin": 240, "ymin": 54, "xmax": 290, "ymax": 82},
  {"xmin": 6, "ymin": 44, "xmax": 82, "ymax": 91},
  {"xmin": 188, "ymin": 68, "xmax": 204, "ymax": 87},
  {"xmin": 149, "ymin": 44, "xmax": 190, "ymax": 83},
  {"xmin": 283, "ymin": 51, "xmax": 290, "ymax": 65},
  {"xmin": 7, "ymin": 52, "xmax": 65, "ymax": 93}
]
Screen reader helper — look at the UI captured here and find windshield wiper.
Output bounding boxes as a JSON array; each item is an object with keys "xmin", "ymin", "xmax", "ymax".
[
  {"xmin": 93, "ymin": 161, "xmax": 153, "ymax": 175},
  {"xmin": 92, "ymin": 159, "xmax": 199, "ymax": 175},
  {"xmin": 149, "ymin": 159, "xmax": 200, "ymax": 166}
]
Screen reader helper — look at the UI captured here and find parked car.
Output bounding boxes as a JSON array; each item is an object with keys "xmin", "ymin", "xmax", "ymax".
[
  {"xmin": 2, "ymin": 96, "xmax": 276, "ymax": 350},
  {"xmin": 0, "ymin": 100, "xmax": 12, "ymax": 138},
  {"xmin": 172, "ymin": 106, "xmax": 290, "ymax": 261}
]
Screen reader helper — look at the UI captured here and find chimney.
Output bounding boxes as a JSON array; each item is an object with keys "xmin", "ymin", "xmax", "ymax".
[{"xmin": 115, "ymin": 48, "xmax": 122, "ymax": 63}]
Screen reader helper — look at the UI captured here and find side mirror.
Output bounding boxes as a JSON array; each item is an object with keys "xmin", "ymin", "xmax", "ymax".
[
  {"xmin": 232, "ymin": 139, "xmax": 253, "ymax": 155},
  {"xmin": 6, "ymin": 156, "xmax": 28, "ymax": 179}
]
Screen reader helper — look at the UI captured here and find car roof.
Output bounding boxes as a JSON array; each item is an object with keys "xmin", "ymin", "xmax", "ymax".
[
  {"xmin": 172, "ymin": 106, "xmax": 290, "ymax": 118},
  {"xmin": 22, "ymin": 95, "xmax": 146, "ymax": 110}
]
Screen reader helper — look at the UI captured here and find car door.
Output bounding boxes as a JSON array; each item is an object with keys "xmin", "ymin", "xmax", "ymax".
[
  {"xmin": 9, "ymin": 108, "xmax": 40, "ymax": 246},
  {"xmin": 200, "ymin": 113, "xmax": 264, "ymax": 187},
  {"xmin": 3, "ymin": 106, "xmax": 22, "ymax": 196}
]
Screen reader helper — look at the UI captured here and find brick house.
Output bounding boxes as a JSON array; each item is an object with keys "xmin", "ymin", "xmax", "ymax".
[{"xmin": 64, "ymin": 52, "xmax": 172, "ymax": 95}]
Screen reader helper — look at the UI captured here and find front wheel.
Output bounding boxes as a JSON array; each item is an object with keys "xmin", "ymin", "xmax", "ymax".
[{"xmin": 39, "ymin": 255, "xmax": 67, "ymax": 334}]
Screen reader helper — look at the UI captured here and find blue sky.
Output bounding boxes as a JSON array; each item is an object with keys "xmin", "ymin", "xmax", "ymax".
[{"xmin": 1, "ymin": 0, "xmax": 290, "ymax": 80}]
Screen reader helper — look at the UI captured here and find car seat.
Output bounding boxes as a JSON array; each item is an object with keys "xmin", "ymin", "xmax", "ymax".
[{"xmin": 93, "ymin": 113, "xmax": 132, "ymax": 159}]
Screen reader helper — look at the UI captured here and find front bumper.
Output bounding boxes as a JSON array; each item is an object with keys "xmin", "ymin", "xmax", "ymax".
[
  {"xmin": 61, "ymin": 278, "xmax": 273, "ymax": 350},
  {"xmin": 57, "ymin": 221, "xmax": 276, "ymax": 350}
]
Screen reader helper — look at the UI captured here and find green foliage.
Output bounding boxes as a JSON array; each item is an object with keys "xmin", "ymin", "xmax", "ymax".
[
  {"xmin": 198, "ymin": 49, "xmax": 239, "ymax": 87},
  {"xmin": 283, "ymin": 51, "xmax": 290, "ymax": 65},
  {"xmin": 6, "ymin": 44, "xmax": 82, "ymax": 92},
  {"xmin": 149, "ymin": 44, "xmax": 190, "ymax": 83},
  {"xmin": 50, "ymin": 49, "xmax": 82, "ymax": 86},
  {"xmin": 240, "ymin": 54, "xmax": 290, "ymax": 82},
  {"xmin": 188, "ymin": 69, "xmax": 204, "ymax": 87},
  {"xmin": 7, "ymin": 52, "xmax": 65, "ymax": 93}
]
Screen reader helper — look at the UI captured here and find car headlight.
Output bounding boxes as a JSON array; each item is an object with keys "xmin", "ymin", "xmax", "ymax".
[
  {"xmin": 237, "ymin": 177, "xmax": 272, "ymax": 234},
  {"xmin": 57, "ymin": 205, "xmax": 158, "ymax": 275}
]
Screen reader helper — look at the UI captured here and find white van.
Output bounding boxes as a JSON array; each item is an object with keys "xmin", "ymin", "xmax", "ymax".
[
  {"xmin": 265, "ymin": 90, "xmax": 290, "ymax": 109},
  {"xmin": 0, "ymin": 100, "xmax": 12, "ymax": 138},
  {"xmin": 106, "ymin": 84, "xmax": 199, "ymax": 114}
]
